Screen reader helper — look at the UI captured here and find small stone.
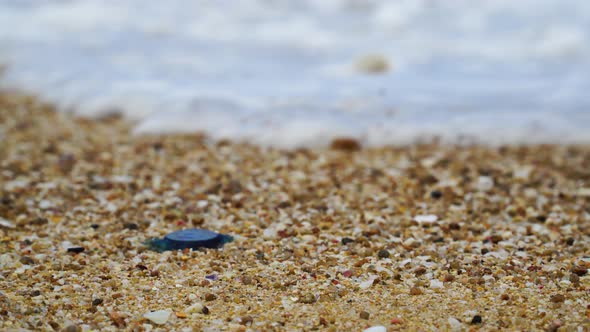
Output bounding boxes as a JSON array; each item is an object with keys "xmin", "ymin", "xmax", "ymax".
[
  {"xmin": 414, "ymin": 267, "xmax": 427, "ymax": 276},
  {"xmin": 109, "ymin": 311, "xmax": 126, "ymax": 328},
  {"xmin": 342, "ymin": 270, "xmax": 353, "ymax": 278},
  {"xmin": 300, "ymin": 293, "xmax": 316, "ymax": 304},
  {"xmin": 565, "ymin": 237, "xmax": 575, "ymax": 246},
  {"xmin": 448, "ymin": 317, "xmax": 462, "ymax": 332},
  {"xmin": 123, "ymin": 223, "xmax": 139, "ymax": 230},
  {"xmin": 550, "ymin": 294, "xmax": 565, "ymax": 303},
  {"xmin": 362, "ymin": 326, "xmax": 386, "ymax": 332},
  {"xmin": 143, "ymin": 310, "xmax": 171, "ymax": 325},
  {"xmin": 67, "ymin": 247, "xmax": 85, "ymax": 254},
  {"xmin": 430, "ymin": 190, "xmax": 443, "ymax": 199},
  {"xmin": 430, "ymin": 279, "xmax": 444, "ymax": 288},
  {"xmin": 0, "ymin": 217, "xmax": 15, "ymax": 229},
  {"xmin": 204, "ymin": 293, "xmax": 217, "ymax": 301},
  {"xmin": 570, "ymin": 273, "xmax": 580, "ymax": 284},
  {"xmin": 409, "ymin": 287, "xmax": 423, "ymax": 295},
  {"xmin": 330, "ymin": 138, "xmax": 361, "ymax": 151},
  {"xmin": 571, "ymin": 266, "xmax": 588, "ymax": 276},
  {"xmin": 414, "ymin": 214, "xmax": 438, "ymax": 224},
  {"xmin": 185, "ymin": 302, "xmax": 204, "ymax": 314},
  {"xmin": 90, "ymin": 224, "xmax": 100, "ymax": 229},
  {"xmin": 359, "ymin": 311, "xmax": 370, "ymax": 320},
  {"xmin": 57, "ymin": 153, "xmax": 76, "ymax": 173},
  {"xmin": 240, "ymin": 315, "xmax": 253, "ymax": 325},
  {"xmin": 443, "ymin": 274, "xmax": 455, "ymax": 282},
  {"xmin": 62, "ymin": 325, "xmax": 81, "ymax": 332},
  {"xmin": 30, "ymin": 290, "xmax": 41, "ymax": 297},
  {"xmin": 377, "ymin": 249, "xmax": 390, "ymax": 259},
  {"xmin": 202, "ymin": 306, "xmax": 210, "ymax": 315},
  {"xmin": 19, "ymin": 256, "xmax": 35, "ymax": 265},
  {"xmin": 476, "ymin": 176, "xmax": 494, "ymax": 191},
  {"xmin": 471, "ymin": 315, "xmax": 482, "ymax": 324},
  {"xmin": 92, "ymin": 298, "xmax": 103, "ymax": 306},
  {"xmin": 242, "ymin": 275, "xmax": 253, "ymax": 285},
  {"xmin": 175, "ymin": 311, "xmax": 187, "ymax": 319},
  {"xmin": 341, "ymin": 237, "xmax": 355, "ymax": 245}
]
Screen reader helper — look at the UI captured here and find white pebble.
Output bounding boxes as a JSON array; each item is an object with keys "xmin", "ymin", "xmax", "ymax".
[
  {"xmin": 448, "ymin": 317, "xmax": 462, "ymax": 331},
  {"xmin": 363, "ymin": 326, "xmax": 387, "ymax": 332},
  {"xmin": 430, "ymin": 279, "xmax": 444, "ymax": 288},
  {"xmin": 143, "ymin": 310, "xmax": 171, "ymax": 325},
  {"xmin": 185, "ymin": 303, "xmax": 204, "ymax": 314},
  {"xmin": 414, "ymin": 214, "xmax": 438, "ymax": 224},
  {"xmin": 477, "ymin": 176, "xmax": 494, "ymax": 191},
  {"xmin": 0, "ymin": 217, "xmax": 15, "ymax": 229}
]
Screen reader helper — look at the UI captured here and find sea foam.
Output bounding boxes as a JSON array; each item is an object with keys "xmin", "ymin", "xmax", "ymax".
[{"xmin": 1, "ymin": 0, "xmax": 589, "ymax": 147}]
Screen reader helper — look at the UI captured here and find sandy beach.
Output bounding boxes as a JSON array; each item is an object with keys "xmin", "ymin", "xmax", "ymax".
[{"xmin": 1, "ymin": 93, "xmax": 589, "ymax": 331}]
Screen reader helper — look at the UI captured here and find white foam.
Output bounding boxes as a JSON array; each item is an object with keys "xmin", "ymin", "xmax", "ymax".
[{"xmin": 1, "ymin": 0, "xmax": 590, "ymax": 147}]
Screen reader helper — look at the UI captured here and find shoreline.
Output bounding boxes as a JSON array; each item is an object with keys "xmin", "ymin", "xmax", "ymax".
[{"xmin": 1, "ymin": 92, "xmax": 589, "ymax": 331}]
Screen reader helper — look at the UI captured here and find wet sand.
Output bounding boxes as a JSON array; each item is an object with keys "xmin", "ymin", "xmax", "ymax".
[{"xmin": 0, "ymin": 93, "xmax": 589, "ymax": 331}]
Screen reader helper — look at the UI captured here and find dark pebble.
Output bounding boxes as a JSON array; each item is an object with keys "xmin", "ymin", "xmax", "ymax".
[
  {"xmin": 430, "ymin": 190, "xmax": 443, "ymax": 199},
  {"xmin": 202, "ymin": 306, "xmax": 210, "ymax": 315},
  {"xmin": 62, "ymin": 325, "xmax": 81, "ymax": 332},
  {"xmin": 471, "ymin": 315, "xmax": 482, "ymax": 324},
  {"xmin": 90, "ymin": 224, "xmax": 100, "ymax": 229},
  {"xmin": 20, "ymin": 256, "xmax": 35, "ymax": 265},
  {"xmin": 67, "ymin": 247, "xmax": 85, "ymax": 254},
  {"xmin": 341, "ymin": 237, "xmax": 355, "ymax": 245},
  {"xmin": 571, "ymin": 266, "xmax": 588, "ymax": 276},
  {"xmin": 30, "ymin": 290, "xmax": 41, "ymax": 297},
  {"xmin": 550, "ymin": 294, "xmax": 565, "ymax": 303},
  {"xmin": 204, "ymin": 293, "xmax": 217, "ymax": 301},
  {"xmin": 481, "ymin": 248, "xmax": 489, "ymax": 255},
  {"xmin": 359, "ymin": 311, "xmax": 370, "ymax": 320},
  {"xmin": 377, "ymin": 249, "xmax": 390, "ymax": 259},
  {"xmin": 123, "ymin": 223, "xmax": 139, "ymax": 230},
  {"xmin": 565, "ymin": 237, "xmax": 575, "ymax": 246},
  {"xmin": 92, "ymin": 298, "xmax": 103, "ymax": 306},
  {"xmin": 240, "ymin": 315, "xmax": 253, "ymax": 325}
]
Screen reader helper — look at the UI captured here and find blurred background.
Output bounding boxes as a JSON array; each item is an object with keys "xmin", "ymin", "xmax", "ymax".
[{"xmin": 1, "ymin": 0, "xmax": 589, "ymax": 147}]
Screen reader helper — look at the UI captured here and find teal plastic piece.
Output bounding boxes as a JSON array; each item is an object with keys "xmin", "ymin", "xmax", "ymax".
[{"xmin": 145, "ymin": 229, "xmax": 233, "ymax": 252}]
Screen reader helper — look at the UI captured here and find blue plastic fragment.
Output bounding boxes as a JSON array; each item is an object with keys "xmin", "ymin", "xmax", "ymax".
[{"xmin": 145, "ymin": 229, "xmax": 233, "ymax": 252}]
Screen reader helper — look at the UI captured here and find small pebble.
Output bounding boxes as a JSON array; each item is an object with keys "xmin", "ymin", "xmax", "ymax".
[
  {"xmin": 123, "ymin": 223, "xmax": 139, "ymax": 230},
  {"xmin": 341, "ymin": 237, "xmax": 355, "ymax": 245},
  {"xmin": 143, "ymin": 310, "xmax": 171, "ymax": 325},
  {"xmin": 362, "ymin": 326, "xmax": 386, "ymax": 332},
  {"xmin": 19, "ymin": 256, "xmax": 35, "ymax": 265},
  {"xmin": 62, "ymin": 325, "xmax": 81, "ymax": 332},
  {"xmin": 571, "ymin": 266, "xmax": 588, "ymax": 276},
  {"xmin": 359, "ymin": 311, "xmax": 370, "ymax": 320},
  {"xmin": 92, "ymin": 298, "xmax": 103, "ymax": 306},
  {"xmin": 409, "ymin": 287, "xmax": 423, "ymax": 295},
  {"xmin": 204, "ymin": 293, "xmax": 217, "ymax": 301},
  {"xmin": 66, "ymin": 247, "xmax": 85, "ymax": 254},
  {"xmin": 330, "ymin": 137, "xmax": 361, "ymax": 151},
  {"xmin": 377, "ymin": 249, "xmax": 390, "ymax": 259},
  {"xmin": 471, "ymin": 315, "xmax": 482, "ymax": 324},
  {"xmin": 550, "ymin": 294, "xmax": 565, "ymax": 303},
  {"xmin": 240, "ymin": 315, "xmax": 253, "ymax": 325},
  {"xmin": 430, "ymin": 190, "xmax": 442, "ymax": 199},
  {"xmin": 300, "ymin": 293, "xmax": 316, "ymax": 304}
]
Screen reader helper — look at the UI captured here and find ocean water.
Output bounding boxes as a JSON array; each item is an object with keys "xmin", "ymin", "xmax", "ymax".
[{"xmin": 1, "ymin": 0, "xmax": 589, "ymax": 147}]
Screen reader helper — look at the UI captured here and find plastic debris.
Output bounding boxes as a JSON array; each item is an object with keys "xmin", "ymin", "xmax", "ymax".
[{"xmin": 145, "ymin": 228, "xmax": 233, "ymax": 252}]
